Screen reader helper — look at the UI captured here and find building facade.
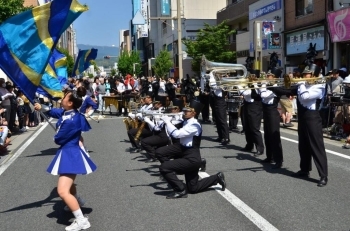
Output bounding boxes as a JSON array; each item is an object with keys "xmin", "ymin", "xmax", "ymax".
[
  {"xmin": 248, "ymin": 0, "xmax": 284, "ymax": 73},
  {"xmin": 119, "ymin": 30, "xmax": 131, "ymax": 56},
  {"xmin": 327, "ymin": 0, "xmax": 350, "ymax": 70},
  {"xmin": 283, "ymin": 0, "xmax": 327, "ymax": 74},
  {"xmin": 132, "ymin": 0, "xmax": 226, "ymax": 78}
]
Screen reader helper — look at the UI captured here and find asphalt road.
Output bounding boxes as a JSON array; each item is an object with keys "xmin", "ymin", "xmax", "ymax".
[{"xmin": 0, "ymin": 116, "xmax": 350, "ymax": 231}]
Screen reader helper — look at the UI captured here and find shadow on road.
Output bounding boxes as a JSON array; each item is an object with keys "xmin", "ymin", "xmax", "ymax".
[
  {"xmin": 25, "ymin": 148, "xmax": 58, "ymax": 158},
  {"xmin": 130, "ymin": 182, "xmax": 170, "ymax": 191},
  {"xmin": 224, "ymin": 153, "xmax": 319, "ymax": 184}
]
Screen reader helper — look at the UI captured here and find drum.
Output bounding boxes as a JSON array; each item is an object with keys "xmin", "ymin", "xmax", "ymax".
[
  {"xmin": 226, "ymin": 98, "xmax": 241, "ymax": 112},
  {"xmin": 330, "ymin": 96, "xmax": 343, "ymax": 106}
]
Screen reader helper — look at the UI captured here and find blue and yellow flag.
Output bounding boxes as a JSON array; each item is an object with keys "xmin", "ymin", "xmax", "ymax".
[
  {"xmin": 37, "ymin": 49, "xmax": 68, "ymax": 99},
  {"xmin": 0, "ymin": 0, "xmax": 88, "ymax": 101},
  {"xmin": 71, "ymin": 49, "xmax": 98, "ymax": 77}
]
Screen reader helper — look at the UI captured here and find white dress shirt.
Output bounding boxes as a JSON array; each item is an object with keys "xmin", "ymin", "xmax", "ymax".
[
  {"xmin": 117, "ymin": 83, "xmax": 125, "ymax": 93},
  {"xmin": 238, "ymin": 86, "xmax": 254, "ymax": 103},
  {"xmin": 258, "ymin": 84, "xmax": 277, "ymax": 105},
  {"xmin": 298, "ymin": 83, "xmax": 325, "ymax": 110},
  {"xmin": 164, "ymin": 117, "xmax": 201, "ymax": 147}
]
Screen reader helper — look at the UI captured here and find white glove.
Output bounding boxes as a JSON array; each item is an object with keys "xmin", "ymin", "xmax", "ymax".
[
  {"xmin": 128, "ymin": 112, "xmax": 134, "ymax": 117},
  {"xmin": 297, "ymin": 81, "xmax": 306, "ymax": 86},
  {"xmin": 136, "ymin": 113, "xmax": 142, "ymax": 118},
  {"xmin": 144, "ymin": 117, "xmax": 151, "ymax": 123},
  {"xmin": 87, "ymin": 109, "xmax": 94, "ymax": 116},
  {"xmin": 160, "ymin": 116, "xmax": 171, "ymax": 123}
]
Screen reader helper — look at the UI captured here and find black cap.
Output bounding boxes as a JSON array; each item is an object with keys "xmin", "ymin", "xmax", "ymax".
[
  {"xmin": 172, "ymin": 98, "xmax": 184, "ymax": 110},
  {"xmin": 183, "ymin": 100, "xmax": 204, "ymax": 115}
]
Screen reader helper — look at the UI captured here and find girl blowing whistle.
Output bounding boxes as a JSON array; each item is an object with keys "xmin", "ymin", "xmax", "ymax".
[{"xmin": 34, "ymin": 86, "xmax": 96, "ymax": 231}]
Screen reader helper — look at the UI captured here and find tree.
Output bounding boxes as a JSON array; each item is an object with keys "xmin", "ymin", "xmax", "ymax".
[
  {"xmin": 152, "ymin": 49, "xmax": 173, "ymax": 79},
  {"xmin": 56, "ymin": 47, "xmax": 74, "ymax": 75},
  {"xmin": 110, "ymin": 68, "xmax": 117, "ymax": 77},
  {"xmin": 117, "ymin": 50, "xmax": 142, "ymax": 76},
  {"xmin": 0, "ymin": 0, "xmax": 33, "ymax": 24},
  {"xmin": 89, "ymin": 60, "xmax": 100, "ymax": 72},
  {"xmin": 183, "ymin": 20, "xmax": 236, "ymax": 73}
]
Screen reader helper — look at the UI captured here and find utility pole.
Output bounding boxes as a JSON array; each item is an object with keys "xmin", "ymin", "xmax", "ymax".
[{"xmin": 177, "ymin": 0, "xmax": 183, "ymax": 81}]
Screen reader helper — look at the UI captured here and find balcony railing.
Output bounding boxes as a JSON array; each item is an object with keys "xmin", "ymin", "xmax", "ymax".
[{"xmin": 217, "ymin": 0, "xmax": 260, "ymax": 23}]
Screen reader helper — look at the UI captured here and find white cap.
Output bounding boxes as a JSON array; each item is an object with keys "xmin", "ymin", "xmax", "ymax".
[
  {"xmin": 343, "ymin": 76, "xmax": 350, "ymax": 84},
  {"xmin": 340, "ymin": 67, "xmax": 347, "ymax": 72}
]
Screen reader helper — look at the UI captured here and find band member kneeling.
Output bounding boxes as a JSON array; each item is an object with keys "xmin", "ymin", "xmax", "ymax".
[{"xmin": 157, "ymin": 101, "xmax": 226, "ymax": 199}]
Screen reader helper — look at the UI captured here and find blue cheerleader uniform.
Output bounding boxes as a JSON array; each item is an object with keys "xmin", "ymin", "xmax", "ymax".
[{"xmin": 46, "ymin": 108, "xmax": 97, "ymax": 175}]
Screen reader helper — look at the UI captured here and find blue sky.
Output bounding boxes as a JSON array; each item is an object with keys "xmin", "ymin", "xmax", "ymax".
[{"xmin": 74, "ymin": 0, "xmax": 132, "ymax": 46}]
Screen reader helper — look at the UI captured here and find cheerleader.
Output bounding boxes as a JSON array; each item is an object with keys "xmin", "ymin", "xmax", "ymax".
[
  {"xmin": 78, "ymin": 88, "xmax": 98, "ymax": 154},
  {"xmin": 34, "ymin": 86, "xmax": 97, "ymax": 231}
]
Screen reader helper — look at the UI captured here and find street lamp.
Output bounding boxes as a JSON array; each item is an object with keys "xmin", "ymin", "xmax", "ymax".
[{"xmin": 133, "ymin": 63, "xmax": 140, "ymax": 76}]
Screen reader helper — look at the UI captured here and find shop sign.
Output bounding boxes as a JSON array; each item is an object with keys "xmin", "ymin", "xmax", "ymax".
[
  {"xmin": 250, "ymin": 39, "xmax": 268, "ymax": 52},
  {"xmin": 237, "ymin": 50, "xmax": 250, "ymax": 58},
  {"xmin": 327, "ymin": 8, "xmax": 350, "ymax": 42},
  {"xmin": 286, "ymin": 26, "xmax": 324, "ymax": 55},
  {"xmin": 269, "ymin": 33, "xmax": 280, "ymax": 49},
  {"xmin": 249, "ymin": 0, "xmax": 282, "ymax": 20},
  {"xmin": 161, "ymin": 0, "xmax": 171, "ymax": 16},
  {"xmin": 140, "ymin": 0, "xmax": 148, "ymax": 37}
]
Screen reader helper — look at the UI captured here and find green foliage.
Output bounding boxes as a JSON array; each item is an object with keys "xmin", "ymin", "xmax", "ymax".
[
  {"xmin": 0, "ymin": 0, "xmax": 33, "ymax": 24},
  {"xmin": 117, "ymin": 50, "xmax": 142, "ymax": 76},
  {"xmin": 88, "ymin": 73, "xmax": 94, "ymax": 78},
  {"xmin": 56, "ymin": 47, "xmax": 74, "ymax": 76},
  {"xmin": 110, "ymin": 68, "xmax": 117, "ymax": 77},
  {"xmin": 183, "ymin": 20, "xmax": 236, "ymax": 72},
  {"xmin": 89, "ymin": 60, "xmax": 100, "ymax": 72},
  {"xmin": 152, "ymin": 50, "xmax": 173, "ymax": 79}
]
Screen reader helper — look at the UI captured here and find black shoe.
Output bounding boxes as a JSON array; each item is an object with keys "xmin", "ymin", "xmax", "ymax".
[
  {"xmin": 214, "ymin": 137, "xmax": 222, "ymax": 142},
  {"xmin": 127, "ymin": 147, "xmax": 136, "ymax": 152},
  {"xmin": 254, "ymin": 151, "xmax": 264, "ymax": 156},
  {"xmin": 317, "ymin": 176, "xmax": 328, "ymax": 187},
  {"xmin": 221, "ymin": 139, "xmax": 230, "ymax": 145},
  {"xmin": 217, "ymin": 172, "xmax": 226, "ymax": 191},
  {"xmin": 292, "ymin": 170, "xmax": 310, "ymax": 178},
  {"xmin": 130, "ymin": 148, "xmax": 141, "ymax": 153},
  {"xmin": 272, "ymin": 162, "xmax": 283, "ymax": 169},
  {"xmin": 145, "ymin": 158, "xmax": 157, "ymax": 163},
  {"xmin": 240, "ymin": 146, "xmax": 253, "ymax": 152},
  {"xmin": 260, "ymin": 158, "xmax": 275, "ymax": 164},
  {"xmin": 200, "ymin": 158, "xmax": 206, "ymax": 172},
  {"xmin": 240, "ymin": 130, "xmax": 245, "ymax": 135},
  {"xmin": 166, "ymin": 189, "xmax": 188, "ymax": 199}
]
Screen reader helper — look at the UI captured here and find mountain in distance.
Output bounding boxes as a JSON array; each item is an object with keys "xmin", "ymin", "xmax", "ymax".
[
  {"xmin": 77, "ymin": 44, "xmax": 119, "ymax": 60},
  {"xmin": 77, "ymin": 44, "xmax": 119, "ymax": 67}
]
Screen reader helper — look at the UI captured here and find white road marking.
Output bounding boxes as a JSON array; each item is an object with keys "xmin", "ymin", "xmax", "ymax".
[
  {"xmin": 198, "ymin": 172, "xmax": 279, "ymax": 231},
  {"xmin": 0, "ymin": 119, "xmax": 52, "ymax": 176},
  {"xmin": 235, "ymin": 124, "xmax": 350, "ymax": 160}
]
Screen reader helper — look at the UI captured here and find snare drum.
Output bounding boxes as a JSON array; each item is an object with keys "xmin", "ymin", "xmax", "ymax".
[{"xmin": 226, "ymin": 98, "xmax": 241, "ymax": 112}]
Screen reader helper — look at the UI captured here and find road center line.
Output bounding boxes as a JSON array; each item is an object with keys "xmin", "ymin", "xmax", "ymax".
[
  {"xmin": 0, "ymin": 119, "xmax": 52, "ymax": 176},
  {"xmin": 234, "ymin": 124, "xmax": 350, "ymax": 160},
  {"xmin": 198, "ymin": 172, "xmax": 279, "ymax": 231}
]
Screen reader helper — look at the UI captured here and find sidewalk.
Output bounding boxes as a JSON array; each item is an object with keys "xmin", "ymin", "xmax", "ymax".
[{"xmin": 0, "ymin": 125, "xmax": 45, "ymax": 166}]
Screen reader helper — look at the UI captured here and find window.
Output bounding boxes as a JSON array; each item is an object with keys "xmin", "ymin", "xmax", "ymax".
[{"xmin": 296, "ymin": 0, "xmax": 313, "ymax": 17}]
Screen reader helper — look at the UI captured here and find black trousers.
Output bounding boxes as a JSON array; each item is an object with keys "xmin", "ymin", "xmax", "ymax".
[
  {"xmin": 159, "ymin": 143, "xmax": 219, "ymax": 193},
  {"xmin": 243, "ymin": 101, "xmax": 264, "ymax": 153},
  {"xmin": 209, "ymin": 95, "xmax": 216, "ymax": 122},
  {"xmin": 214, "ymin": 96, "xmax": 229, "ymax": 140},
  {"xmin": 298, "ymin": 110, "xmax": 328, "ymax": 177},
  {"xmin": 141, "ymin": 131, "xmax": 169, "ymax": 159},
  {"xmin": 200, "ymin": 93, "xmax": 210, "ymax": 121},
  {"xmin": 127, "ymin": 128, "xmax": 153, "ymax": 149},
  {"xmin": 319, "ymin": 107, "xmax": 333, "ymax": 128},
  {"xmin": 240, "ymin": 104, "xmax": 246, "ymax": 131},
  {"xmin": 263, "ymin": 105, "xmax": 283, "ymax": 163},
  {"xmin": 228, "ymin": 112, "xmax": 238, "ymax": 129}
]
